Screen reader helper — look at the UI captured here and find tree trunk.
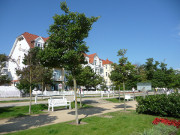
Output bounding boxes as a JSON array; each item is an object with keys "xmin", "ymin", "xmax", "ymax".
[
  {"xmin": 80, "ymin": 87, "xmax": 82, "ymax": 108},
  {"xmin": 123, "ymin": 81, "xmax": 126, "ymax": 111},
  {"xmin": 119, "ymin": 86, "xmax": 120, "ymax": 102},
  {"xmin": 62, "ymin": 68, "xmax": 65, "ymax": 91},
  {"xmin": 29, "ymin": 66, "xmax": 32, "ymax": 114},
  {"xmin": 73, "ymin": 77, "xmax": 79, "ymax": 124},
  {"xmin": 42, "ymin": 81, "xmax": 43, "ymax": 100}
]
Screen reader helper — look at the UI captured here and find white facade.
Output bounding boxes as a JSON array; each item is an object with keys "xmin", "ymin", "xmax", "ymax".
[
  {"xmin": 8, "ymin": 32, "xmax": 53, "ymax": 85},
  {"xmin": 7, "ymin": 32, "xmax": 113, "ymax": 89},
  {"xmin": 103, "ymin": 60, "xmax": 113, "ymax": 88},
  {"xmin": 84, "ymin": 54, "xmax": 113, "ymax": 89},
  {"xmin": 8, "ymin": 35, "xmax": 30, "ymax": 81},
  {"xmin": 84, "ymin": 53, "xmax": 104, "ymax": 77}
]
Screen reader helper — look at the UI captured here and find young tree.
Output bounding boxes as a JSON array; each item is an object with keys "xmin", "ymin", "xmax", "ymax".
[
  {"xmin": 39, "ymin": 2, "xmax": 99, "ymax": 124},
  {"xmin": 16, "ymin": 47, "xmax": 53, "ymax": 114},
  {"xmin": 66, "ymin": 66, "xmax": 103, "ymax": 90},
  {"xmin": 110, "ymin": 49, "xmax": 135, "ymax": 111},
  {"xmin": 0, "ymin": 54, "xmax": 11, "ymax": 85}
]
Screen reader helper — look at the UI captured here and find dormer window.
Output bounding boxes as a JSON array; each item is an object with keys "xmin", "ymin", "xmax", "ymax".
[{"xmin": 35, "ymin": 42, "xmax": 43, "ymax": 48}]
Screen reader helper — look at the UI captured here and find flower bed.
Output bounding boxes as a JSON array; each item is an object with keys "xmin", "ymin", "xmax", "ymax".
[{"xmin": 152, "ymin": 118, "xmax": 180, "ymax": 128}]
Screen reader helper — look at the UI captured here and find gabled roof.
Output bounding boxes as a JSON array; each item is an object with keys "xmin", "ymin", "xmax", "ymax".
[
  {"xmin": 102, "ymin": 59, "xmax": 113, "ymax": 65},
  {"xmin": 84, "ymin": 53, "xmax": 97, "ymax": 64},
  {"xmin": 88, "ymin": 53, "xmax": 96, "ymax": 64},
  {"xmin": 22, "ymin": 32, "xmax": 49, "ymax": 48}
]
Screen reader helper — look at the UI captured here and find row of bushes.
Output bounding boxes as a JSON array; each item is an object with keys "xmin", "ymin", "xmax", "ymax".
[{"xmin": 136, "ymin": 93, "xmax": 180, "ymax": 118}]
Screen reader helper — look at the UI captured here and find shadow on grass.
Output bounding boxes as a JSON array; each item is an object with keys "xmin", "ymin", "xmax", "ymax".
[
  {"xmin": 114, "ymin": 104, "xmax": 133, "ymax": 109},
  {"xmin": 0, "ymin": 107, "xmax": 13, "ymax": 114},
  {"xmin": 68, "ymin": 106, "xmax": 109, "ymax": 116},
  {"xmin": 0, "ymin": 114, "xmax": 57, "ymax": 134},
  {"xmin": 68, "ymin": 106, "xmax": 110, "ymax": 124},
  {"xmin": 81, "ymin": 100, "xmax": 99, "ymax": 104}
]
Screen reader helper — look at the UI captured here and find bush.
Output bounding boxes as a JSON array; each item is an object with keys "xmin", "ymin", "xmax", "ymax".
[
  {"xmin": 136, "ymin": 93, "xmax": 180, "ymax": 118},
  {"xmin": 141, "ymin": 123, "xmax": 178, "ymax": 135}
]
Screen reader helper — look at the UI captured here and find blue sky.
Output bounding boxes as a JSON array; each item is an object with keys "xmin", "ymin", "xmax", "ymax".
[{"xmin": 0, "ymin": 0, "xmax": 180, "ymax": 69}]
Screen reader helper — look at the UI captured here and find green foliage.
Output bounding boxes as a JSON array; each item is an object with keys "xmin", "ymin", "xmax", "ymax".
[
  {"xmin": 141, "ymin": 123, "xmax": 178, "ymax": 135},
  {"xmin": 136, "ymin": 93, "xmax": 180, "ymax": 118},
  {"xmin": 0, "ymin": 75, "xmax": 10, "ymax": 85},
  {"xmin": 39, "ymin": 2, "xmax": 99, "ymax": 77},
  {"xmin": 0, "ymin": 54, "xmax": 11, "ymax": 85},
  {"xmin": 16, "ymin": 80, "xmax": 37, "ymax": 94},
  {"xmin": 66, "ymin": 66, "xmax": 103, "ymax": 90},
  {"xmin": 142, "ymin": 58, "xmax": 180, "ymax": 89},
  {"xmin": 16, "ymin": 47, "xmax": 53, "ymax": 93},
  {"xmin": 110, "ymin": 49, "xmax": 135, "ymax": 90}
]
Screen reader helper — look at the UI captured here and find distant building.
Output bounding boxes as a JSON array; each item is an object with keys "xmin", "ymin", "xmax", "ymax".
[
  {"xmin": 84, "ymin": 53, "xmax": 113, "ymax": 89},
  {"xmin": 84, "ymin": 53, "xmax": 104, "ymax": 76},
  {"xmin": 102, "ymin": 59, "xmax": 113, "ymax": 89}
]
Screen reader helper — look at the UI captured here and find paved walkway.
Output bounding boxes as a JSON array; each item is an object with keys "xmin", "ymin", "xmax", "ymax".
[{"xmin": 0, "ymin": 97, "xmax": 137, "ymax": 134}]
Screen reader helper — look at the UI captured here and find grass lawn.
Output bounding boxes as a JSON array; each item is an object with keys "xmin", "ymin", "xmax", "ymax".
[
  {"xmin": 104, "ymin": 97, "xmax": 124, "ymax": 103},
  {"xmin": 7, "ymin": 111, "xmax": 180, "ymax": 135},
  {"xmin": 0, "ymin": 98, "xmax": 48, "ymax": 103},
  {"xmin": 0, "ymin": 102, "xmax": 92, "ymax": 119}
]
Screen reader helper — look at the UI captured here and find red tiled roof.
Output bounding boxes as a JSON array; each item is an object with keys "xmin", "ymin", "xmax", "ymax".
[
  {"xmin": 22, "ymin": 32, "xmax": 49, "ymax": 48},
  {"xmin": 88, "ymin": 53, "xmax": 96, "ymax": 64},
  {"xmin": 102, "ymin": 59, "xmax": 113, "ymax": 65}
]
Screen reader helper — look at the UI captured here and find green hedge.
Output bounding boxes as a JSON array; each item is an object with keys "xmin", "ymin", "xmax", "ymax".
[{"xmin": 136, "ymin": 93, "xmax": 180, "ymax": 118}]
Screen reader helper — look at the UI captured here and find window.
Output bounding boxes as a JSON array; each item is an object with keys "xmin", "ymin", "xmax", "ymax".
[
  {"xmin": 17, "ymin": 56, "xmax": 21, "ymax": 65},
  {"xmin": 106, "ymin": 72, "xmax": 107, "ymax": 76},
  {"xmin": 106, "ymin": 65, "xmax": 107, "ymax": 69},
  {"xmin": 94, "ymin": 60, "xmax": 97, "ymax": 65},
  {"xmin": 36, "ymin": 42, "xmax": 42, "ymax": 48},
  {"xmin": 19, "ymin": 44, "xmax": 21, "ymax": 51}
]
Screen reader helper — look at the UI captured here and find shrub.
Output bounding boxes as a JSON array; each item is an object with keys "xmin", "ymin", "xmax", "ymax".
[
  {"xmin": 136, "ymin": 93, "xmax": 180, "ymax": 118},
  {"xmin": 141, "ymin": 123, "xmax": 178, "ymax": 135}
]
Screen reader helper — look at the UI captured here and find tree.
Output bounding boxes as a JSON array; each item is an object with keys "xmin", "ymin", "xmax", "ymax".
[
  {"xmin": 39, "ymin": 2, "xmax": 99, "ymax": 124},
  {"xmin": 0, "ymin": 54, "xmax": 11, "ymax": 85},
  {"xmin": 16, "ymin": 47, "xmax": 53, "ymax": 114},
  {"xmin": 110, "ymin": 49, "xmax": 135, "ymax": 111},
  {"xmin": 66, "ymin": 66, "xmax": 103, "ymax": 90}
]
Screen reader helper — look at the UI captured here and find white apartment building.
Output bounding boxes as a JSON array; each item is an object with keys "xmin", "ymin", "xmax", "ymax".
[
  {"xmin": 84, "ymin": 54, "xmax": 113, "ymax": 89},
  {"xmin": 7, "ymin": 32, "xmax": 64, "ymax": 89},
  {"xmin": 84, "ymin": 53, "xmax": 104, "ymax": 77},
  {"xmin": 7, "ymin": 32, "xmax": 113, "ymax": 90}
]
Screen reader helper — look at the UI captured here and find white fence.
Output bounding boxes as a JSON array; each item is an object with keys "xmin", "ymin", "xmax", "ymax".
[
  {"xmin": 32, "ymin": 90, "xmax": 115, "ymax": 96},
  {"xmin": 0, "ymin": 86, "xmax": 21, "ymax": 98}
]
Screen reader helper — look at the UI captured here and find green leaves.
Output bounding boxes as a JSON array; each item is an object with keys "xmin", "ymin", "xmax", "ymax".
[
  {"xmin": 41, "ymin": 1, "xmax": 99, "ymax": 77},
  {"xmin": 110, "ymin": 49, "xmax": 135, "ymax": 89},
  {"xmin": 66, "ymin": 66, "xmax": 103, "ymax": 90},
  {"xmin": 0, "ymin": 54, "xmax": 10, "ymax": 85},
  {"xmin": 136, "ymin": 93, "xmax": 180, "ymax": 118},
  {"xmin": 16, "ymin": 48, "xmax": 53, "ymax": 93},
  {"xmin": 60, "ymin": 2, "xmax": 69, "ymax": 14}
]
